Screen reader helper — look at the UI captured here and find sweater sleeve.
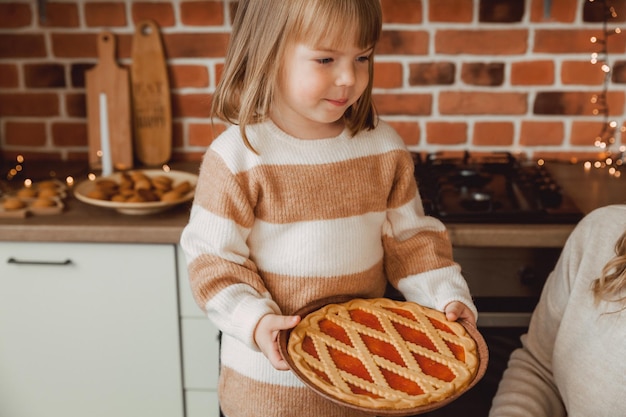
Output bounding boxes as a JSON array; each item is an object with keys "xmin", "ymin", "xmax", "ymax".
[
  {"xmin": 180, "ymin": 149, "xmax": 280, "ymax": 351},
  {"xmin": 488, "ymin": 210, "xmax": 592, "ymax": 417},
  {"xmin": 382, "ymin": 152, "xmax": 477, "ymax": 320}
]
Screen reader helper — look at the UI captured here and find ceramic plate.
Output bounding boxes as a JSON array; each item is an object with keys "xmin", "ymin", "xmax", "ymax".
[{"xmin": 74, "ymin": 170, "xmax": 197, "ymax": 215}]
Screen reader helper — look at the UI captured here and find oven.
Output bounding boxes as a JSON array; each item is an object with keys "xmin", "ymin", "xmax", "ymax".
[{"xmin": 397, "ymin": 151, "xmax": 582, "ymax": 417}]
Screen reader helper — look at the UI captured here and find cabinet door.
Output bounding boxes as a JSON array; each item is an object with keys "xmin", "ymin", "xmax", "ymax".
[
  {"xmin": 177, "ymin": 245, "xmax": 221, "ymax": 416},
  {"xmin": 0, "ymin": 242, "xmax": 184, "ymax": 417}
]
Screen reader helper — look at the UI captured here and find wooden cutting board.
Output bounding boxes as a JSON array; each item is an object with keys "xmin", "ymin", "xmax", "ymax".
[
  {"xmin": 85, "ymin": 31, "xmax": 133, "ymax": 171},
  {"xmin": 131, "ymin": 20, "xmax": 172, "ymax": 167}
]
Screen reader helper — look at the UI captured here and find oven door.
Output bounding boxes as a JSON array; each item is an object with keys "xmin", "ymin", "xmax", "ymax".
[
  {"xmin": 453, "ymin": 246, "xmax": 562, "ymax": 328},
  {"xmin": 414, "ymin": 246, "xmax": 562, "ymax": 417}
]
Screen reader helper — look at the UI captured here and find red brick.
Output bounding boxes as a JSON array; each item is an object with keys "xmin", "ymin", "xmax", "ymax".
[
  {"xmin": 378, "ymin": 31, "xmax": 429, "ymax": 56},
  {"xmin": 52, "ymin": 122, "xmax": 88, "ymax": 147},
  {"xmin": 533, "ymin": 91, "xmax": 625, "ymax": 116},
  {"xmin": 583, "ymin": 0, "xmax": 626, "ymax": 23},
  {"xmin": 5, "ymin": 122, "xmax": 47, "ymax": 146},
  {"xmin": 24, "ymin": 64, "xmax": 66, "ymax": 88},
  {"xmin": 429, "ymin": 0, "xmax": 473, "ymax": 23},
  {"xmin": 530, "ymin": 0, "xmax": 577, "ymax": 23},
  {"xmin": 131, "ymin": 2, "xmax": 176, "ymax": 27},
  {"xmin": 228, "ymin": 2, "xmax": 239, "ymax": 24},
  {"xmin": 408, "ymin": 62, "xmax": 455, "ymax": 86},
  {"xmin": 386, "ymin": 121, "xmax": 420, "ymax": 146},
  {"xmin": 40, "ymin": 2, "xmax": 79, "ymax": 27},
  {"xmin": 164, "ymin": 33, "xmax": 230, "ymax": 58},
  {"xmin": 0, "ymin": 64, "xmax": 19, "ymax": 88},
  {"xmin": 0, "ymin": 93, "xmax": 60, "ymax": 117},
  {"xmin": 435, "ymin": 30, "xmax": 528, "ymax": 55},
  {"xmin": 439, "ymin": 92, "xmax": 527, "ymax": 115},
  {"xmin": 65, "ymin": 93, "xmax": 86, "ymax": 118},
  {"xmin": 0, "ymin": 34, "xmax": 46, "ymax": 58},
  {"xmin": 373, "ymin": 93, "xmax": 432, "ymax": 116},
  {"xmin": 381, "ymin": 0, "xmax": 422, "ymax": 24},
  {"xmin": 85, "ymin": 2, "xmax": 127, "ymax": 27},
  {"xmin": 534, "ymin": 29, "xmax": 626, "ymax": 54},
  {"xmin": 473, "ymin": 122, "xmax": 515, "ymax": 146},
  {"xmin": 0, "ymin": 3, "xmax": 32, "ymax": 28},
  {"xmin": 425, "ymin": 122, "xmax": 468, "ymax": 145},
  {"xmin": 180, "ymin": 1, "xmax": 225, "ymax": 26},
  {"xmin": 461, "ymin": 63, "xmax": 504, "ymax": 86},
  {"xmin": 50, "ymin": 33, "xmax": 131, "ymax": 59},
  {"xmin": 172, "ymin": 93, "xmax": 213, "ymax": 118},
  {"xmin": 373, "ymin": 62, "xmax": 403, "ymax": 89},
  {"xmin": 188, "ymin": 123, "xmax": 225, "ymax": 147},
  {"xmin": 511, "ymin": 60, "xmax": 554, "ymax": 85},
  {"xmin": 479, "ymin": 0, "xmax": 524, "ymax": 22},
  {"xmin": 172, "ymin": 121, "xmax": 184, "ymax": 148},
  {"xmin": 51, "ymin": 33, "xmax": 97, "ymax": 59},
  {"xmin": 561, "ymin": 61, "xmax": 606, "ymax": 85},
  {"xmin": 215, "ymin": 63, "xmax": 225, "ymax": 86},
  {"xmin": 519, "ymin": 121, "xmax": 564, "ymax": 146},
  {"xmin": 170, "ymin": 65, "xmax": 210, "ymax": 89},
  {"xmin": 570, "ymin": 121, "xmax": 610, "ymax": 146}
]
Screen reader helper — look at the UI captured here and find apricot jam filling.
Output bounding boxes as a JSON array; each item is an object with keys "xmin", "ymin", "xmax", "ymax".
[
  {"xmin": 328, "ymin": 346, "xmax": 373, "ymax": 382},
  {"xmin": 319, "ymin": 318, "xmax": 352, "ymax": 346},
  {"xmin": 413, "ymin": 352, "xmax": 455, "ymax": 382}
]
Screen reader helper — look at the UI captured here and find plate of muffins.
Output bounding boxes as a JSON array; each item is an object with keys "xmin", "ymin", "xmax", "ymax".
[{"xmin": 0, "ymin": 179, "xmax": 67, "ymax": 218}]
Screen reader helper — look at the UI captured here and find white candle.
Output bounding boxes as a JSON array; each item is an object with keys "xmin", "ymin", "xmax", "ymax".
[{"xmin": 99, "ymin": 92, "xmax": 113, "ymax": 176}]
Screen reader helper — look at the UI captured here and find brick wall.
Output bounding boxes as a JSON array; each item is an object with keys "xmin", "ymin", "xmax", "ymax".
[{"xmin": 1, "ymin": 0, "xmax": 626, "ymax": 164}]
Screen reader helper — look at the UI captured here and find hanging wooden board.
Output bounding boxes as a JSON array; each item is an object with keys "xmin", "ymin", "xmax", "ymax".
[
  {"xmin": 130, "ymin": 20, "xmax": 172, "ymax": 167},
  {"xmin": 85, "ymin": 32, "xmax": 133, "ymax": 171}
]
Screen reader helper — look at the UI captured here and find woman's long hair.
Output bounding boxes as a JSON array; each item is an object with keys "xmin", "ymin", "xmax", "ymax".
[{"xmin": 593, "ymin": 229, "xmax": 626, "ymax": 307}]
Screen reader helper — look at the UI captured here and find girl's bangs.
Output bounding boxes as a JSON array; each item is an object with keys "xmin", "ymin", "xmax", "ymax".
[{"xmin": 294, "ymin": 0, "xmax": 382, "ymax": 49}]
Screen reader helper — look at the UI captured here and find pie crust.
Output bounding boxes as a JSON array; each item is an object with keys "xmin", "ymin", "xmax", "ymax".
[{"xmin": 283, "ymin": 298, "xmax": 483, "ymax": 414}]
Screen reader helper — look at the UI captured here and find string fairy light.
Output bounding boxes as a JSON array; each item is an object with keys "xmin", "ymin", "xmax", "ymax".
[{"xmin": 588, "ymin": 0, "xmax": 624, "ymax": 177}]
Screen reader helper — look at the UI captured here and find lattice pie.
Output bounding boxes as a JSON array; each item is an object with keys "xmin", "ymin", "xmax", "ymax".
[{"xmin": 286, "ymin": 298, "xmax": 479, "ymax": 412}]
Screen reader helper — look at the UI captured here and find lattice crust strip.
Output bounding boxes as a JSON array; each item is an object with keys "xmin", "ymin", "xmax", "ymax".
[{"xmin": 287, "ymin": 298, "xmax": 478, "ymax": 411}]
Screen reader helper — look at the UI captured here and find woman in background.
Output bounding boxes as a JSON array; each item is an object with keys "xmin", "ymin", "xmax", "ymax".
[{"xmin": 489, "ymin": 204, "xmax": 626, "ymax": 417}]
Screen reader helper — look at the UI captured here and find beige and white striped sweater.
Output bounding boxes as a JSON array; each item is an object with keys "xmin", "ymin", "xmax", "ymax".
[{"xmin": 180, "ymin": 120, "xmax": 477, "ymax": 417}]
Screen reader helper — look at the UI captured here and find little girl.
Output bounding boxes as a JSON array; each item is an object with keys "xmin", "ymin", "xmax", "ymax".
[{"xmin": 180, "ymin": 1, "xmax": 477, "ymax": 416}]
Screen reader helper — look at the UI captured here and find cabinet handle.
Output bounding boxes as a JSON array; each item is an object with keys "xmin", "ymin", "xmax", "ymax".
[{"xmin": 7, "ymin": 257, "xmax": 73, "ymax": 266}]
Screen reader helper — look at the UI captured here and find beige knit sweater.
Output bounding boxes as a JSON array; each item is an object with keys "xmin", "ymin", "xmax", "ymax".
[
  {"xmin": 180, "ymin": 120, "xmax": 476, "ymax": 417},
  {"xmin": 489, "ymin": 204, "xmax": 626, "ymax": 417}
]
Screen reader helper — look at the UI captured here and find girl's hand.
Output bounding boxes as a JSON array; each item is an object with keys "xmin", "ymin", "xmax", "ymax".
[
  {"xmin": 254, "ymin": 313, "xmax": 301, "ymax": 370},
  {"xmin": 444, "ymin": 301, "xmax": 476, "ymax": 325}
]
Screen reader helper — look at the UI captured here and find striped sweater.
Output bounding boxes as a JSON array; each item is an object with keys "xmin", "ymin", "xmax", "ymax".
[{"xmin": 180, "ymin": 120, "xmax": 477, "ymax": 417}]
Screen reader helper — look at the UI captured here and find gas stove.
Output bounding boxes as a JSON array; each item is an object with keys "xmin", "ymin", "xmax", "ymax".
[{"xmin": 413, "ymin": 151, "xmax": 583, "ymax": 224}]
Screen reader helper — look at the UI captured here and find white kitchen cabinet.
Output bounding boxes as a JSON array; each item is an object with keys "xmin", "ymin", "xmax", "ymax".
[
  {"xmin": 177, "ymin": 245, "xmax": 221, "ymax": 417},
  {"xmin": 0, "ymin": 242, "xmax": 184, "ymax": 417}
]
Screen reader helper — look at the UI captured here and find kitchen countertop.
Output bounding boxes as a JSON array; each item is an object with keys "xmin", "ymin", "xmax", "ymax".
[{"xmin": 0, "ymin": 161, "xmax": 624, "ymax": 247}]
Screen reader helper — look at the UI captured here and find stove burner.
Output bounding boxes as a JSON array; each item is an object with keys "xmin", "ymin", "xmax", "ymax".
[
  {"xmin": 413, "ymin": 151, "xmax": 582, "ymax": 224},
  {"xmin": 449, "ymin": 169, "xmax": 492, "ymax": 188},
  {"xmin": 460, "ymin": 191, "xmax": 493, "ymax": 212}
]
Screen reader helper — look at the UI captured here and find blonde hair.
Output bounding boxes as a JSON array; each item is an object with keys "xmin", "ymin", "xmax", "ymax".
[
  {"xmin": 593, "ymin": 229, "xmax": 626, "ymax": 307},
  {"xmin": 212, "ymin": 0, "xmax": 383, "ymax": 151}
]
